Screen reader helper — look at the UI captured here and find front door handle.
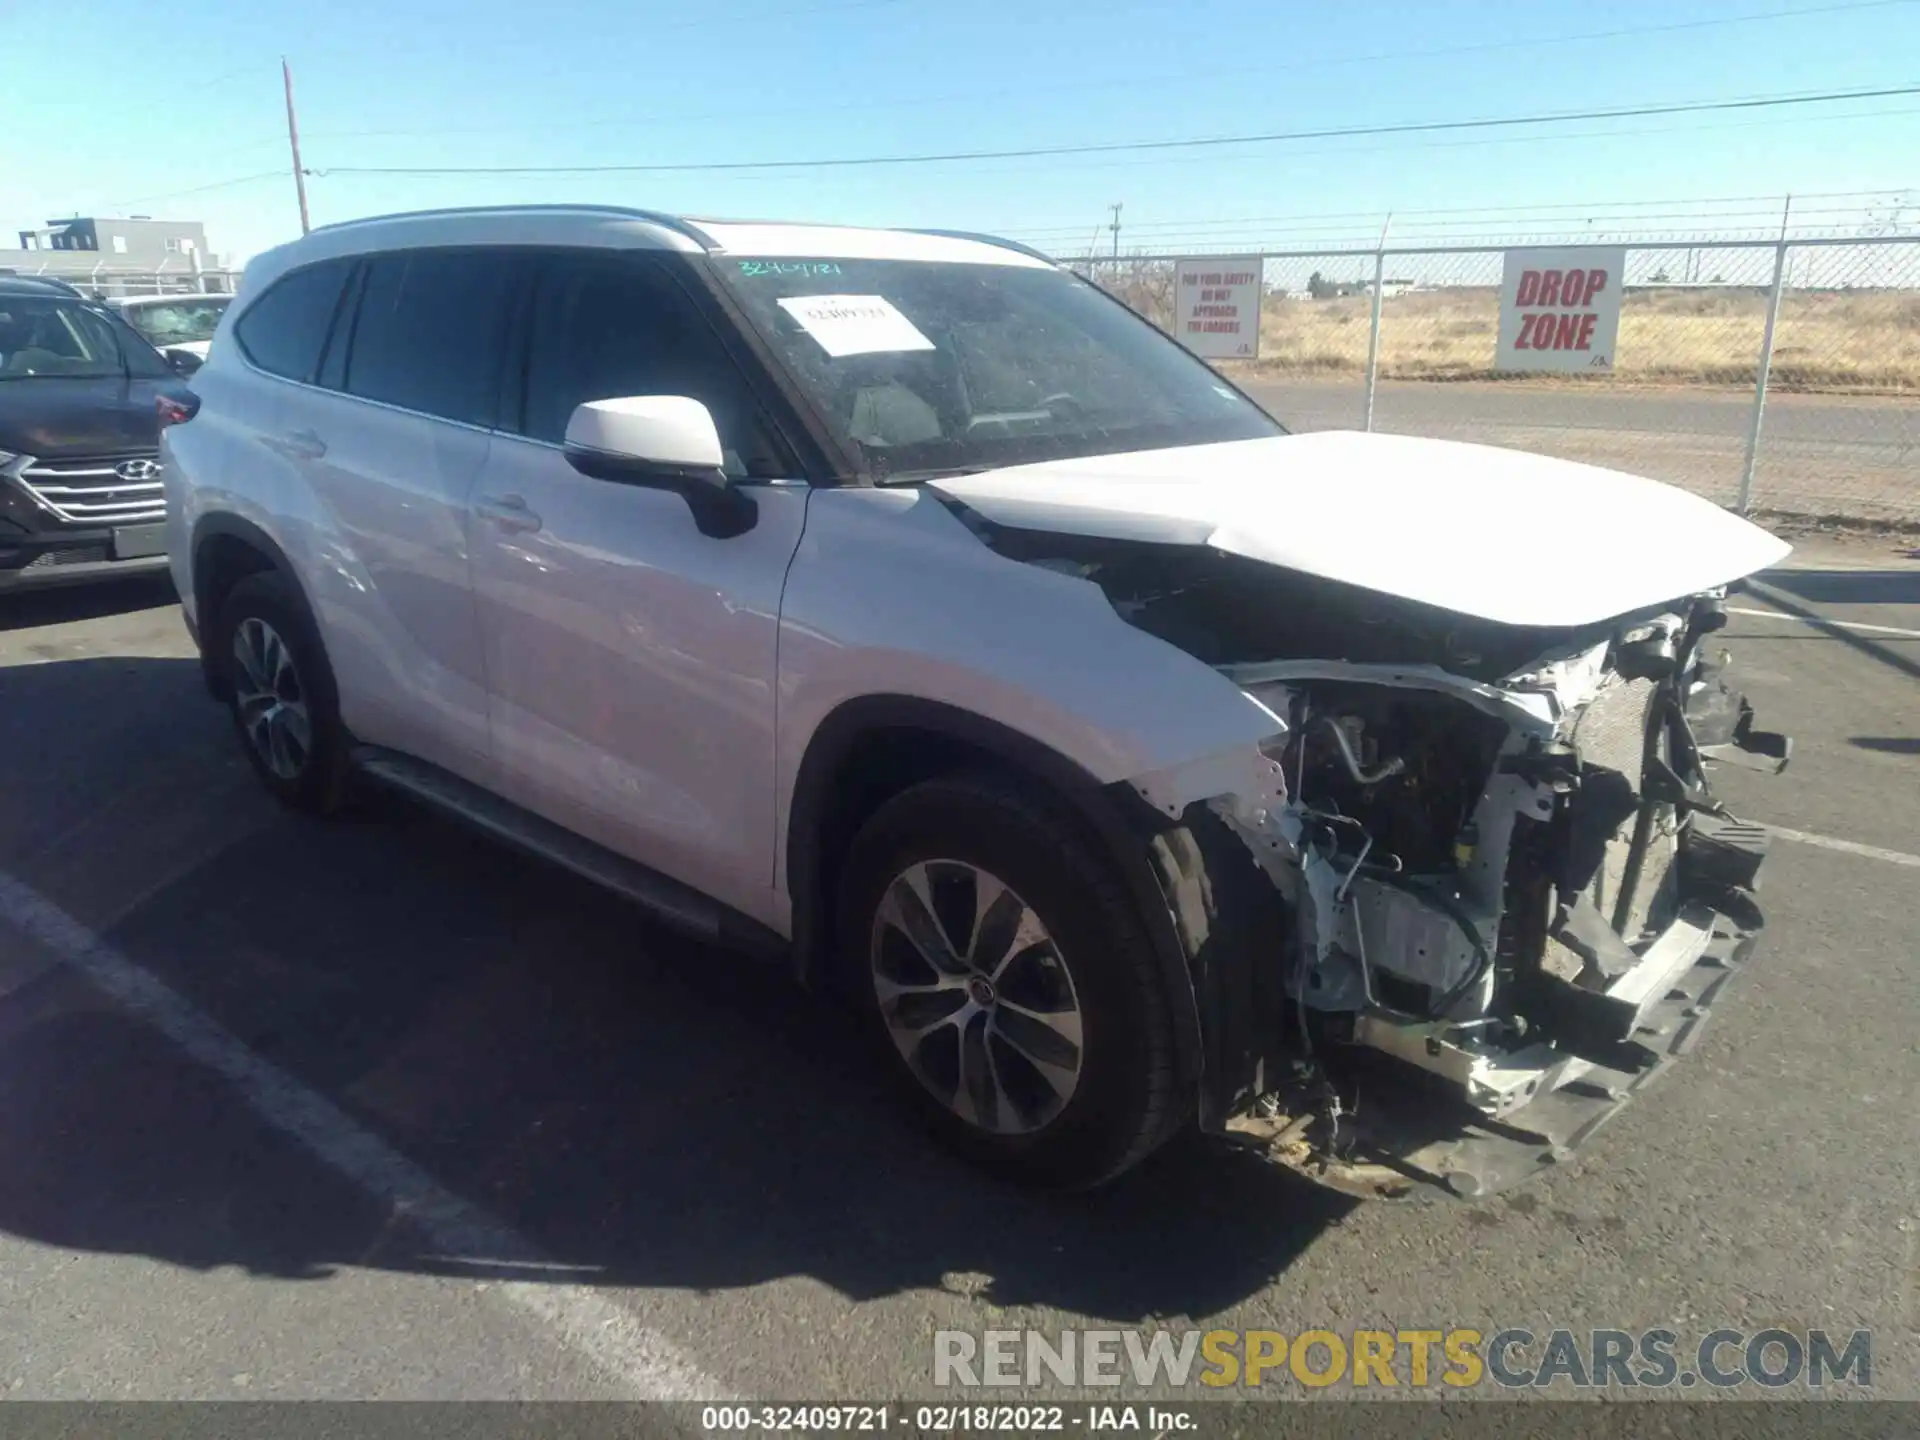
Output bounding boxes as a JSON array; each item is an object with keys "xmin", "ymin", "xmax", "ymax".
[{"xmin": 476, "ymin": 492, "xmax": 542, "ymax": 533}]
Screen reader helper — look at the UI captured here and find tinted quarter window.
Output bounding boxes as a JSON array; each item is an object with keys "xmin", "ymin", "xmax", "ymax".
[
  {"xmin": 233, "ymin": 259, "xmax": 352, "ymax": 382},
  {"xmin": 520, "ymin": 253, "xmax": 785, "ymax": 478},
  {"xmin": 345, "ymin": 250, "xmax": 515, "ymax": 427}
]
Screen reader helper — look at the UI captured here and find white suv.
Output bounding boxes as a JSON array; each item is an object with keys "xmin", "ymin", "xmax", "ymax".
[{"xmin": 166, "ymin": 207, "xmax": 1794, "ymax": 1195}]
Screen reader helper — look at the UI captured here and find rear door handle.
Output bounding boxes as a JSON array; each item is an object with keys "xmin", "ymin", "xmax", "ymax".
[{"xmin": 476, "ymin": 492, "xmax": 542, "ymax": 533}]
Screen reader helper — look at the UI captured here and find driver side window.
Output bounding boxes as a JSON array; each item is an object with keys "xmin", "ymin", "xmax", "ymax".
[{"xmin": 517, "ymin": 253, "xmax": 788, "ymax": 479}]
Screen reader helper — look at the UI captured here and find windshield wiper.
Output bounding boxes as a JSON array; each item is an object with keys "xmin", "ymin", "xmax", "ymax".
[{"xmin": 873, "ymin": 464, "xmax": 998, "ymax": 486}]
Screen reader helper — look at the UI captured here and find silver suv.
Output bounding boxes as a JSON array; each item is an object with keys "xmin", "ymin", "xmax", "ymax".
[{"xmin": 166, "ymin": 206, "xmax": 1793, "ymax": 1194}]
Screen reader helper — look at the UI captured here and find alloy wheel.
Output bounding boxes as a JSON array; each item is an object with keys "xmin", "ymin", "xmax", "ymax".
[
  {"xmin": 869, "ymin": 859, "xmax": 1084, "ymax": 1135},
  {"xmin": 232, "ymin": 616, "xmax": 311, "ymax": 781}
]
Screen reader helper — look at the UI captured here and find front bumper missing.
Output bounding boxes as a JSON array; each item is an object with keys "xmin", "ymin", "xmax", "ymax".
[
  {"xmin": 1226, "ymin": 906, "xmax": 1762, "ymax": 1199},
  {"xmin": 1210, "ymin": 675, "xmax": 1782, "ymax": 1200},
  {"xmin": 1354, "ymin": 902, "xmax": 1717, "ymax": 1121},
  {"xmin": 1383, "ymin": 918, "xmax": 1754, "ymax": 1199}
]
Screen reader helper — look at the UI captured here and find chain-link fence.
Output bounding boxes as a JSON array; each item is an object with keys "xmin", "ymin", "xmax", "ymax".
[
  {"xmin": 19, "ymin": 247, "xmax": 1918, "ymax": 523},
  {"xmin": 1075, "ymin": 237, "xmax": 1920, "ymax": 526}
]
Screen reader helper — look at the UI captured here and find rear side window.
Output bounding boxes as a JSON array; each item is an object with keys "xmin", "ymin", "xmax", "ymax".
[
  {"xmin": 344, "ymin": 250, "xmax": 515, "ymax": 427},
  {"xmin": 233, "ymin": 259, "xmax": 352, "ymax": 382}
]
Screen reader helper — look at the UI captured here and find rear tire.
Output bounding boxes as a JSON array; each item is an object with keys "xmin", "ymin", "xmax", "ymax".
[
  {"xmin": 836, "ymin": 772, "xmax": 1182, "ymax": 1189},
  {"xmin": 213, "ymin": 571, "xmax": 349, "ymax": 814}
]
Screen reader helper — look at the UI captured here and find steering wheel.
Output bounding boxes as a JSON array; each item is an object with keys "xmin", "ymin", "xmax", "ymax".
[{"xmin": 1039, "ymin": 391, "xmax": 1086, "ymax": 419}]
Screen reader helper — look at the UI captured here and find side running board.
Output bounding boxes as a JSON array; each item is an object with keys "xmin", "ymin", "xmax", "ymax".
[{"xmin": 350, "ymin": 745, "xmax": 786, "ymax": 961}]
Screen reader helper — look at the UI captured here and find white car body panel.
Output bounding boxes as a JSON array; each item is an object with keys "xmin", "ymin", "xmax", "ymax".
[
  {"xmin": 928, "ymin": 430, "xmax": 1791, "ymax": 628},
  {"xmin": 173, "ymin": 363, "xmax": 498, "ymax": 787},
  {"xmin": 471, "ymin": 435, "xmax": 809, "ymax": 931},
  {"xmin": 163, "ymin": 206, "xmax": 1795, "ymax": 1194},
  {"xmin": 235, "ymin": 211, "xmax": 704, "ymax": 304},
  {"xmin": 772, "ymin": 486, "xmax": 1287, "ymax": 903},
  {"xmin": 286, "ymin": 391, "xmax": 497, "ymax": 783},
  {"xmin": 165, "ymin": 359, "xmax": 314, "ymax": 626}
]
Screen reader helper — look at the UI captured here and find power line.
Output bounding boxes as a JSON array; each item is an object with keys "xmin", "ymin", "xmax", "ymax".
[
  {"xmin": 293, "ymin": 0, "xmax": 1911, "ymax": 144},
  {"xmin": 307, "ymin": 81, "xmax": 1920, "ymax": 178},
  {"xmin": 765, "ymin": 101, "xmax": 1920, "ymax": 187},
  {"xmin": 82, "ymin": 126, "xmax": 1912, "ymax": 226},
  {"xmin": 90, "ymin": 170, "xmax": 288, "ymax": 214},
  {"xmin": 1001, "ymin": 189, "xmax": 1916, "ymax": 239},
  {"xmin": 300, "ymin": 103, "xmax": 1920, "ymax": 207}
]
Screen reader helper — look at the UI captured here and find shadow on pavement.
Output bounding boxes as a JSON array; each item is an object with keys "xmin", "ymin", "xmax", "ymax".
[
  {"xmin": 1742, "ymin": 574, "xmax": 1920, "ymax": 682},
  {"xmin": 0, "ymin": 655, "xmax": 1352, "ymax": 1325},
  {"xmin": 1760, "ymin": 568, "xmax": 1920, "ymax": 607},
  {"xmin": 1850, "ymin": 736, "xmax": 1919, "ymax": 755},
  {"xmin": 0, "ymin": 573, "xmax": 178, "ymax": 633}
]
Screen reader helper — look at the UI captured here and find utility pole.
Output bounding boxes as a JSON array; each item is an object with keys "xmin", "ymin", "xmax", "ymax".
[
  {"xmin": 283, "ymin": 57, "xmax": 311, "ymax": 235},
  {"xmin": 1109, "ymin": 202, "xmax": 1122, "ymax": 259}
]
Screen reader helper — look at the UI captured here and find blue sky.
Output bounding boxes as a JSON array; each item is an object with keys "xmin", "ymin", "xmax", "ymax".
[{"xmin": 5, "ymin": 0, "xmax": 1918, "ymax": 265}]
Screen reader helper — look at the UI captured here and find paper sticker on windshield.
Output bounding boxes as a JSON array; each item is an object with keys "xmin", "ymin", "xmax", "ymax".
[{"xmin": 776, "ymin": 294, "xmax": 934, "ymax": 358}]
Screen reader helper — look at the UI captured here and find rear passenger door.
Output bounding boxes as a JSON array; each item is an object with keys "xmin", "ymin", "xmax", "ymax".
[
  {"xmin": 470, "ymin": 249, "xmax": 809, "ymax": 930},
  {"xmin": 296, "ymin": 248, "xmax": 516, "ymax": 784}
]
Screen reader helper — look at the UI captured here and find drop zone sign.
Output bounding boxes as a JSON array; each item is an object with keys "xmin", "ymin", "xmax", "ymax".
[
  {"xmin": 1495, "ymin": 246, "xmax": 1624, "ymax": 373},
  {"xmin": 1174, "ymin": 257, "xmax": 1263, "ymax": 360}
]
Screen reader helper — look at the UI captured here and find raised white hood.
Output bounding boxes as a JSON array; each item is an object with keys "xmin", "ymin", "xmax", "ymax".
[{"xmin": 928, "ymin": 430, "xmax": 1791, "ymax": 628}]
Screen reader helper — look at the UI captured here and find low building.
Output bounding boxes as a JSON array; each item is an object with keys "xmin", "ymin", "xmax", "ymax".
[{"xmin": 0, "ymin": 216, "xmax": 230, "ymax": 295}]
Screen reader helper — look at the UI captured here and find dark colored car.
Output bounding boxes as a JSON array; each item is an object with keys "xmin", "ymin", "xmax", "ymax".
[{"xmin": 0, "ymin": 275, "xmax": 199, "ymax": 593}]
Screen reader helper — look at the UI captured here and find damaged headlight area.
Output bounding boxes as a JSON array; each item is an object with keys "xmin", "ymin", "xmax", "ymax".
[
  {"xmin": 1255, "ymin": 683, "xmax": 1510, "ymax": 1020},
  {"xmin": 1129, "ymin": 592, "xmax": 1791, "ymax": 1201}
]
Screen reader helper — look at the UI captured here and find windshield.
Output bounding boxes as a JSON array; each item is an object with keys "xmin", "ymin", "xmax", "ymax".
[
  {"xmin": 0, "ymin": 296, "xmax": 169, "ymax": 380},
  {"xmin": 716, "ymin": 257, "xmax": 1282, "ymax": 479},
  {"xmin": 122, "ymin": 297, "xmax": 229, "ymax": 347}
]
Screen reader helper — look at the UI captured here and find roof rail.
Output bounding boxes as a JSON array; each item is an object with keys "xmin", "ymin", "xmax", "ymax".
[
  {"xmin": 0, "ymin": 273, "xmax": 84, "ymax": 296},
  {"xmin": 906, "ymin": 229, "xmax": 1057, "ymax": 265},
  {"xmin": 308, "ymin": 204, "xmax": 714, "ymax": 247}
]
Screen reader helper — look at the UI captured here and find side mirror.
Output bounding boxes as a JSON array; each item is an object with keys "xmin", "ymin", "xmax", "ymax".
[
  {"xmin": 563, "ymin": 396, "xmax": 757, "ymax": 538},
  {"xmin": 165, "ymin": 348, "xmax": 203, "ymax": 377}
]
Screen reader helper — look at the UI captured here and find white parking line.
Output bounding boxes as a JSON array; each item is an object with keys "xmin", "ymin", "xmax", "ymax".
[
  {"xmin": 0, "ymin": 869, "xmax": 734, "ymax": 1402},
  {"xmin": 1728, "ymin": 605, "xmax": 1920, "ymax": 640},
  {"xmin": 1767, "ymin": 826, "xmax": 1920, "ymax": 869}
]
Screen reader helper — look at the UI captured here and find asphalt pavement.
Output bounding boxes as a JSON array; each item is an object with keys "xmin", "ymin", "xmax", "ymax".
[
  {"xmin": 0, "ymin": 535, "xmax": 1915, "ymax": 1403},
  {"xmin": 1239, "ymin": 376, "xmax": 1920, "ymax": 522}
]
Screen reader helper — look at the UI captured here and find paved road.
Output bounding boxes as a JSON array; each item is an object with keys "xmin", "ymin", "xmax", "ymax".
[
  {"xmin": 0, "ymin": 549, "xmax": 1915, "ymax": 1403},
  {"xmin": 1238, "ymin": 377, "xmax": 1920, "ymax": 521}
]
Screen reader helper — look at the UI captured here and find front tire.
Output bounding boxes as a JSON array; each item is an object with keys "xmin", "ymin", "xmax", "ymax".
[
  {"xmin": 837, "ymin": 773, "xmax": 1182, "ymax": 1189},
  {"xmin": 213, "ymin": 571, "xmax": 349, "ymax": 814}
]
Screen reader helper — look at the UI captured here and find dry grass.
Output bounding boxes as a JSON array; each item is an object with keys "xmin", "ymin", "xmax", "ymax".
[{"xmin": 1240, "ymin": 286, "xmax": 1920, "ymax": 392}]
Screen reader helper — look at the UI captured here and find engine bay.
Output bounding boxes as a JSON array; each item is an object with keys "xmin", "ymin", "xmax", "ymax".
[
  {"xmin": 984, "ymin": 518, "xmax": 1788, "ymax": 1194},
  {"xmin": 936, "ymin": 464, "xmax": 1790, "ymax": 1197}
]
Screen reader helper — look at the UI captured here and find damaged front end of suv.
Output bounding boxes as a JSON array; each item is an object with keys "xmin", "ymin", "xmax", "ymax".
[
  {"xmin": 943, "ymin": 442, "xmax": 1793, "ymax": 1198},
  {"xmin": 1133, "ymin": 579, "xmax": 1788, "ymax": 1198}
]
